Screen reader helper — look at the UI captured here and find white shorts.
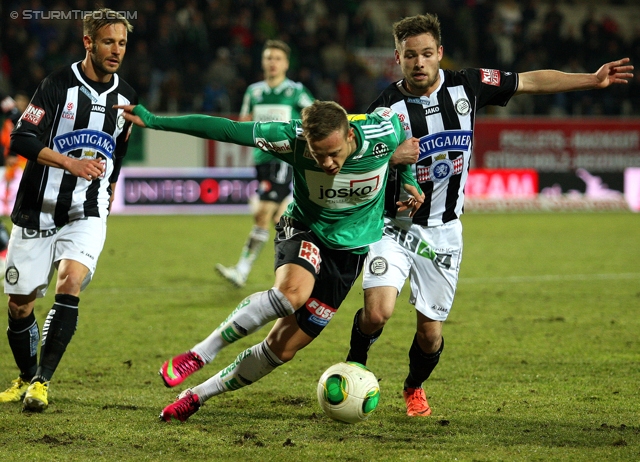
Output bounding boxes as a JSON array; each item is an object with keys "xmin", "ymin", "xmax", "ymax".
[
  {"xmin": 4, "ymin": 217, "xmax": 107, "ymax": 297},
  {"xmin": 362, "ymin": 218, "xmax": 463, "ymax": 321}
]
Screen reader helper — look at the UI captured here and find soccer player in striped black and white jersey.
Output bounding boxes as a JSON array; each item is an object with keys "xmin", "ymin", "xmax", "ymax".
[
  {"xmin": 346, "ymin": 13, "xmax": 634, "ymax": 417},
  {"xmin": 0, "ymin": 8, "xmax": 137, "ymax": 412}
]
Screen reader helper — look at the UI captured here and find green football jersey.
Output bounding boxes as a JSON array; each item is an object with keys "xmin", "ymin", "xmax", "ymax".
[
  {"xmin": 240, "ymin": 78, "xmax": 314, "ymax": 165},
  {"xmin": 134, "ymin": 105, "xmax": 418, "ymax": 252},
  {"xmin": 250, "ymin": 107, "xmax": 409, "ymax": 251}
]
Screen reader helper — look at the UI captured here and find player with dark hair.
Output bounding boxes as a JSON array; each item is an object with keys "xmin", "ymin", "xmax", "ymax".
[
  {"xmin": 216, "ymin": 39, "xmax": 314, "ymax": 288},
  {"xmin": 117, "ymin": 99, "xmax": 422, "ymax": 422},
  {"xmin": 0, "ymin": 8, "xmax": 137, "ymax": 411},
  {"xmin": 346, "ymin": 13, "xmax": 633, "ymax": 417}
]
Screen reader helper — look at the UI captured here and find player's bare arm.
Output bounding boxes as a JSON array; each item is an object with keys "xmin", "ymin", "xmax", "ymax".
[
  {"xmin": 516, "ymin": 58, "xmax": 634, "ymax": 95},
  {"xmin": 36, "ymin": 146, "xmax": 104, "ymax": 181},
  {"xmin": 390, "ymin": 137, "xmax": 420, "ymax": 167}
]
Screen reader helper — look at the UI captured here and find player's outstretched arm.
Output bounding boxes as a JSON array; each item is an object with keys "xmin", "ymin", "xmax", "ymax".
[
  {"xmin": 114, "ymin": 104, "xmax": 257, "ymax": 146},
  {"xmin": 516, "ymin": 57, "xmax": 634, "ymax": 95}
]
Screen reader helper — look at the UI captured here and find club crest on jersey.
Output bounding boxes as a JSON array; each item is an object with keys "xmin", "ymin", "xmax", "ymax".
[
  {"xmin": 418, "ymin": 130, "xmax": 473, "ymax": 161},
  {"xmin": 417, "ymin": 156, "xmax": 464, "ymax": 183},
  {"xmin": 53, "ymin": 128, "xmax": 115, "ymax": 159},
  {"xmin": 455, "ymin": 98, "xmax": 471, "ymax": 115},
  {"xmin": 22, "ymin": 104, "xmax": 45, "ymax": 126},
  {"xmin": 429, "ymin": 156, "xmax": 455, "ymax": 183},
  {"xmin": 117, "ymin": 114, "xmax": 126, "ymax": 129},
  {"xmin": 5, "ymin": 266, "xmax": 18, "ymax": 285},
  {"xmin": 372, "ymin": 142, "xmax": 390, "ymax": 158},
  {"xmin": 369, "ymin": 256, "xmax": 388, "ymax": 276}
]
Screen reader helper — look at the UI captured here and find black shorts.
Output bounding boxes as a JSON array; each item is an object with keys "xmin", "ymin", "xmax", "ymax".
[
  {"xmin": 274, "ymin": 217, "xmax": 365, "ymax": 338},
  {"xmin": 256, "ymin": 161, "xmax": 293, "ymax": 203}
]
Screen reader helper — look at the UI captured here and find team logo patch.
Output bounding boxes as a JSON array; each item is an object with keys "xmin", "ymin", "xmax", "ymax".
[
  {"xmin": 369, "ymin": 256, "xmax": 388, "ymax": 276},
  {"xmin": 417, "ymin": 156, "xmax": 464, "ymax": 182},
  {"xmin": 480, "ymin": 69, "xmax": 501, "ymax": 86},
  {"xmin": 372, "ymin": 142, "xmax": 390, "ymax": 158},
  {"xmin": 455, "ymin": 98, "xmax": 471, "ymax": 115},
  {"xmin": 117, "ymin": 114, "xmax": 126, "ymax": 129},
  {"xmin": 429, "ymin": 158, "xmax": 454, "ymax": 183},
  {"xmin": 5, "ymin": 266, "xmax": 19, "ymax": 285},
  {"xmin": 298, "ymin": 240, "xmax": 321, "ymax": 274},
  {"xmin": 305, "ymin": 298, "xmax": 336, "ymax": 327},
  {"xmin": 22, "ymin": 104, "xmax": 45, "ymax": 126}
]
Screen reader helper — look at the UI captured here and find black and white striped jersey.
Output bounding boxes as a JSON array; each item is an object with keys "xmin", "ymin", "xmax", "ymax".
[
  {"xmin": 368, "ymin": 68, "xmax": 518, "ymax": 227},
  {"xmin": 10, "ymin": 61, "xmax": 137, "ymax": 230}
]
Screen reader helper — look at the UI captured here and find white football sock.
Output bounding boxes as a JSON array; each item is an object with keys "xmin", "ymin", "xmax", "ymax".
[
  {"xmin": 192, "ymin": 288, "xmax": 294, "ymax": 363},
  {"xmin": 236, "ymin": 226, "xmax": 270, "ymax": 276},
  {"xmin": 193, "ymin": 340, "xmax": 284, "ymax": 402}
]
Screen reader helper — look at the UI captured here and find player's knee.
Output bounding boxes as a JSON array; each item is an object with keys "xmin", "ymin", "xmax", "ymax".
[
  {"xmin": 56, "ymin": 272, "xmax": 84, "ymax": 295},
  {"xmin": 416, "ymin": 329, "xmax": 442, "ymax": 353},
  {"xmin": 362, "ymin": 306, "xmax": 392, "ymax": 330},
  {"xmin": 8, "ymin": 295, "xmax": 35, "ymax": 319}
]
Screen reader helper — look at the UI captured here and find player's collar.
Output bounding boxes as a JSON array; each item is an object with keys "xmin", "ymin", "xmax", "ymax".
[{"xmin": 72, "ymin": 61, "xmax": 119, "ymax": 97}]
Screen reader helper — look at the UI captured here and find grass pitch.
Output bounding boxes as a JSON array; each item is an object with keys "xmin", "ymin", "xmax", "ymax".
[{"xmin": 0, "ymin": 212, "xmax": 638, "ymax": 461}]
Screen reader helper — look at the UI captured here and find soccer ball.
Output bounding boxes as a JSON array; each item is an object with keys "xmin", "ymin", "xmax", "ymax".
[{"xmin": 317, "ymin": 362, "xmax": 380, "ymax": 424}]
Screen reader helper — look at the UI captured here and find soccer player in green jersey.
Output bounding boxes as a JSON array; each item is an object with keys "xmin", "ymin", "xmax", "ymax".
[
  {"xmin": 216, "ymin": 40, "xmax": 315, "ymax": 288},
  {"xmin": 117, "ymin": 100, "xmax": 422, "ymax": 422}
]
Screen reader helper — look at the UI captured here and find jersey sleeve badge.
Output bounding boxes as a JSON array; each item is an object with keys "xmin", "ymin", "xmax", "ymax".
[
  {"xmin": 21, "ymin": 104, "xmax": 46, "ymax": 126},
  {"xmin": 480, "ymin": 69, "xmax": 501, "ymax": 86}
]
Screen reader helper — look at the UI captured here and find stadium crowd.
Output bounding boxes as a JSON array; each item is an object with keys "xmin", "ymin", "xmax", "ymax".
[{"xmin": 2, "ymin": 0, "xmax": 640, "ymax": 115}]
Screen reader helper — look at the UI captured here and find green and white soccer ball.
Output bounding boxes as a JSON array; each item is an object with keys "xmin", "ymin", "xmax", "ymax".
[{"xmin": 317, "ymin": 362, "xmax": 380, "ymax": 424}]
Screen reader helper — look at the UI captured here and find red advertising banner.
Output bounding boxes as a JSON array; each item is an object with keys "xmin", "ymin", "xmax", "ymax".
[
  {"xmin": 473, "ymin": 118, "xmax": 640, "ymax": 172},
  {"xmin": 465, "ymin": 169, "xmax": 538, "ymax": 198}
]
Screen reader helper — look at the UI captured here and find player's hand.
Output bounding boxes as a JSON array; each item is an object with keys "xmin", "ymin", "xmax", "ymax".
[
  {"xmin": 68, "ymin": 157, "xmax": 105, "ymax": 181},
  {"xmin": 398, "ymin": 184, "xmax": 424, "ymax": 217},
  {"xmin": 113, "ymin": 104, "xmax": 146, "ymax": 127},
  {"xmin": 594, "ymin": 58, "xmax": 634, "ymax": 88},
  {"xmin": 390, "ymin": 137, "xmax": 419, "ymax": 166}
]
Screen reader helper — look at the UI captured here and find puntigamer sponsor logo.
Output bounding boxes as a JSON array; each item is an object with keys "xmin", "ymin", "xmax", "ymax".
[
  {"xmin": 53, "ymin": 129, "xmax": 115, "ymax": 158},
  {"xmin": 418, "ymin": 130, "xmax": 473, "ymax": 161}
]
